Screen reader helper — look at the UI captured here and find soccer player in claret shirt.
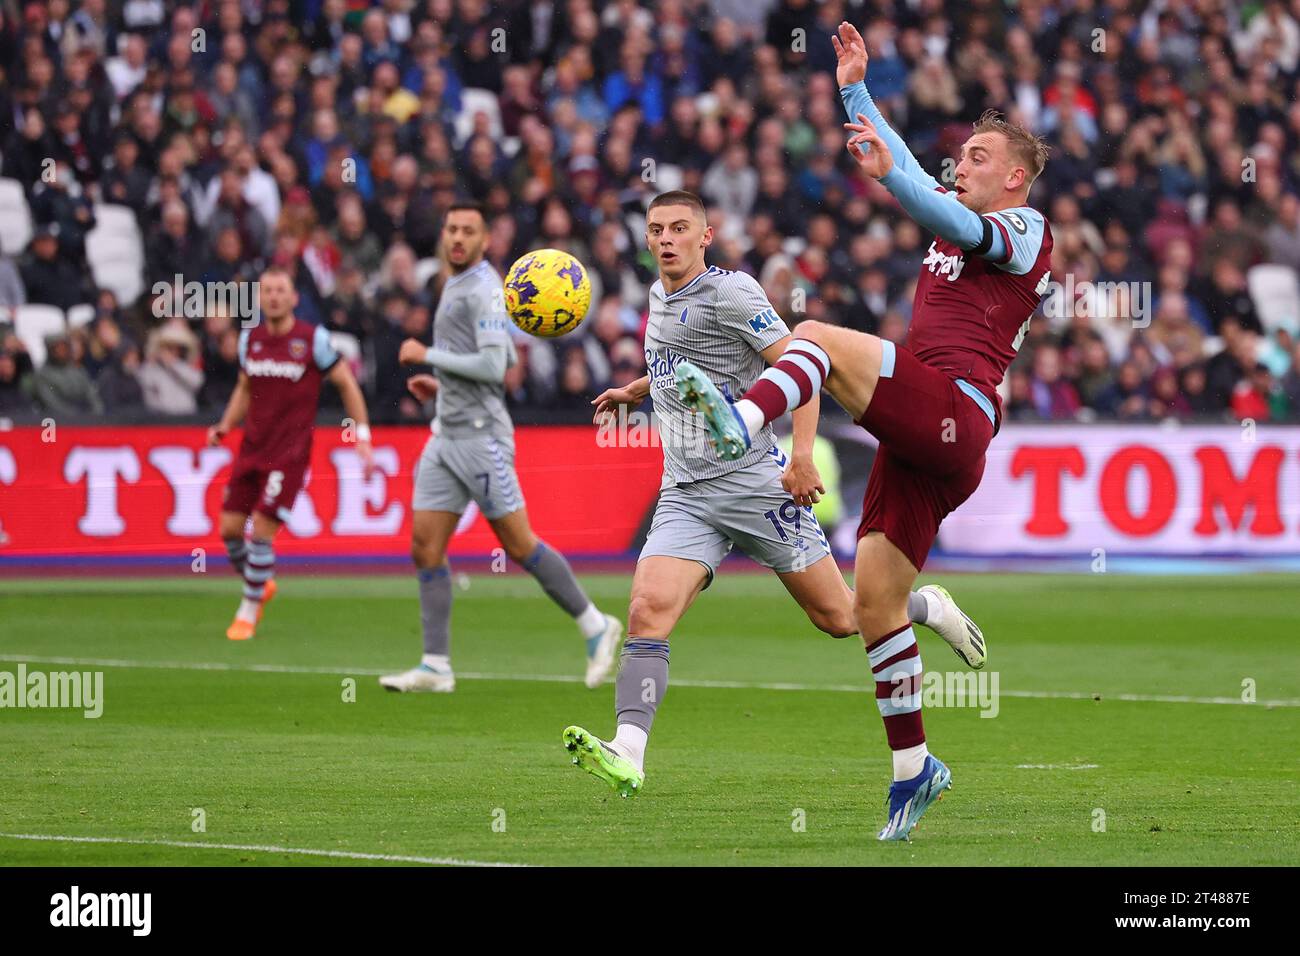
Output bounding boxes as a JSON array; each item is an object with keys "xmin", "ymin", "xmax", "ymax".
[
  {"xmin": 677, "ymin": 22, "xmax": 1053, "ymax": 840},
  {"xmin": 208, "ymin": 267, "xmax": 375, "ymax": 641}
]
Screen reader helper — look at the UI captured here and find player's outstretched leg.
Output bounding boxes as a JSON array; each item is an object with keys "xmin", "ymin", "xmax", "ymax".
[
  {"xmin": 493, "ymin": 510, "xmax": 623, "ymax": 688},
  {"xmin": 908, "ymin": 585, "xmax": 987, "ymax": 669},
  {"xmin": 685, "ymin": 324, "xmax": 883, "ymax": 461}
]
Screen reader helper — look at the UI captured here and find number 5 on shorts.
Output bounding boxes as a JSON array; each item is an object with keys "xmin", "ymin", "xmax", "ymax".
[{"xmin": 264, "ymin": 470, "xmax": 284, "ymax": 504}]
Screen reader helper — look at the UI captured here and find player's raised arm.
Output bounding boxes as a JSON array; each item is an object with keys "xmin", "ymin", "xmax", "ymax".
[
  {"xmin": 846, "ymin": 117, "xmax": 1025, "ymax": 266},
  {"xmin": 833, "ymin": 21, "xmax": 939, "ymax": 191}
]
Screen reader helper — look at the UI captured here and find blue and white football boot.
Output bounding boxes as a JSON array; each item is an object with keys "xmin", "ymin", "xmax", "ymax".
[
  {"xmin": 878, "ymin": 754, "xmax": 952, "ymax": 842},
  {"xmin": 674, "ymin": 361, "xmax": 751, "ymax": 461}
]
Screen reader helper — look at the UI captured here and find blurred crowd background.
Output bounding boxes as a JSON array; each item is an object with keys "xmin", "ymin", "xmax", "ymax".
[{"xmin": 1, "ymin": 0, "xmax": 1299, "ymax": 425}]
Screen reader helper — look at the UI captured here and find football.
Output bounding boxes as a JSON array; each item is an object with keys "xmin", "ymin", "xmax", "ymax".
[{"xmin": 503, "ymin": 248, "xmax": 593, "ymax": 338}]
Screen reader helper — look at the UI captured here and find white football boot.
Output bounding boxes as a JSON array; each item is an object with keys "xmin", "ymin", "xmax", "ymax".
[
  {"xmin": 918, "ymin": 584, "xmax": 986, "ymax": 669},
  {"xmin": 379, "ymin": 665, "xmax": 456, "ymax": 693},
  {"xmin": 584, "ymin": 614, "xmax": 625, "ymax": 689}
]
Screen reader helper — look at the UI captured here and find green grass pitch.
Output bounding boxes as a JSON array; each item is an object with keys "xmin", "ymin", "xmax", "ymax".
[{"xmin": 1, "ymin": 571, "xmax": 1297, "ymax": 866}]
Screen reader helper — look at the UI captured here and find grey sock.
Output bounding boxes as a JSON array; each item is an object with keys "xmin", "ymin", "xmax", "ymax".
[
  {"xmin": 520, "ymin": 541, "xmax": 590, "ymax": 617},
  {"xmin": 907, "ymin": 591, "xmax": 929, "ymax": 625},
  {"xmin": 418, "ymin": 566, "xmax": 453, "ymax": 657},
  {"xmin": 614, "ymin": 638, "xmax": 670, "ymax": 733}
]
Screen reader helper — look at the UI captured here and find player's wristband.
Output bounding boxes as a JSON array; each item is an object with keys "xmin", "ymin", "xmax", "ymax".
[
  {"xmin": 424, "ymin": 347, "xmax": 438, "ymax": 367},
  {"xmin": 355, "ymin": 424, "xmax": 371, "ymax": 443}
]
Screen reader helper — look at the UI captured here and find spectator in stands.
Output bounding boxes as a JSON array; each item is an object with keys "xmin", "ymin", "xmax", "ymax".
[
  {"xmin": 147, "ymin": 200, "xmax": 205, "ymax": 287},
  {"xmin": 0, "ymin": 256, "xmax": 26, "ymax": 309},
  {"xmin": 20, "ymin": 225, "xmax": 96, "ymax": 311},
  {"xmin": 1095, "ymin": 361, "xmax": 1149, "ymax": 421},
  {"xmin": 96, "ymin": 341, "xmax": 145, "ymax": 414},
  {"xmin": 99, "ymin": 133, "xmax": 152, "ymax": 221},
  {"xmin": 0, "ymin": 346, "xmax": 36, "ymax": 416},
  {"xmin": 138, "ymin": 321, "xmax": 203, "ymax": 416},
  {"xmin": 28, "ymin": 162, "xmax": 97, "ymax": 265},
  {"xmin": 24, "ymin": 332, "xmax": 103, "ymax": 416},
  {"xmin": 1266, "ymin": 192, "xmax": 1300, "ymax": 268},
  {"xmin": 1029, "ymin": 344, "xmax": 1081, "ymax": 420}
]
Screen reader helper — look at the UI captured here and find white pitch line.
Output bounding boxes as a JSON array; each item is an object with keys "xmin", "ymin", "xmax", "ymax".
[
  {"xmin": 0, "ymin": 832, "xmax": 525, "ymax": 868},
  {"xmin": 2, "ymin": 654, "xmax": 1297, "ymax": 708},
  {"xmin": 1015, "ymin": 764, "xmax": 1100, "ymax": 770}
]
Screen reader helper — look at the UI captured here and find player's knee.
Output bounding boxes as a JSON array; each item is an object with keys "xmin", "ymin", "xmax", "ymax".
[
  {"xmin": 853, "ymin": 583, "xmax": 900, "ymax": 637},
  {"xmin": 815, "ymin": 607, "xmax": 858, "ymax": 639},
  {"xmin": 503, "ymin": 539, "xmax": 538, "ymax": 565},
  {"xmin": 219, "ymin": 513, "xmax": 245, "ymax": 540},
  {"xmin": 627, "ymin": 590, "xmax": 674, "ymax": 636},
  {"xmin": 409, "ymin": 538, "xmax": 443, "ymax": 570},
  {"xmin": 793, "ymin": 319, "xmax": 831, "ymax": 344}
]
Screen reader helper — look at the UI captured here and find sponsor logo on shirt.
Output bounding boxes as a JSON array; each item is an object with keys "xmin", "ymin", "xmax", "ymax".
[
  {"xmin": 923, "ymin": 241, "xmax": 966, "ymax": 282},
  {"xmin": 244, "ymin": 358, "xmax": 307, "ymax": 381},
  {"xmin": 747, "ymin": 307, "xmax": 780, "ymax": 334},
  {"xmin": 646, "ymin": 346, "xmax": 686, "ymax": 387}
]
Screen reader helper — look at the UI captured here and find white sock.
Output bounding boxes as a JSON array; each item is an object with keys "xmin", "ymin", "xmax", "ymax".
[
  {"xmin": 893, "ymin": 742, "xmax": 930, "ymax": 781},
  {"xmin": 421, "ymin": 653, "xmax": 451, "ymax": 673},
  {"xmin": 734, "ymin": 399, "xmax": 763, "ymax": 441},
  {"xmin": 236, "ymin": 598, "xmax": 260, "ymax": 623},
  {"xmin": 922, "ymin": 590, "xmax": 946, "ymax": 629},
  {"xmin": 610, "ymin": 724, "xmax": 648, "ymax": 772},
  {"xmin": 575, "ymin": 603, "xmax": 606, "ymax": 641}
]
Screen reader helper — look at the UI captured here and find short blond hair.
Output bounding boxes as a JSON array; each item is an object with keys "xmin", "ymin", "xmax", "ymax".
[{"xmin": 971, "ymin": 110, "xmax": 1051, "ymax": 187}]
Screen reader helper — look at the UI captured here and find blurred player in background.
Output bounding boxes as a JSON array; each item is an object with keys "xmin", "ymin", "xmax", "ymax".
[
  {"xmin": 562, "ymin": 190, "xmax": 983, "ymax": 799},
  {"xmin": 677, "ymin": 23, "xmax": 1053, "ymax": 840},
  {"xmin": 208, "ymin": 266, "xmax": 374, "ymax": 641},
  {"xmin": 380, "ymin": 201, "xmax": 622, "ymax": 693}
]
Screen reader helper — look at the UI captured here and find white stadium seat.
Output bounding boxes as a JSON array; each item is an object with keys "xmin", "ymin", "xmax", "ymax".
[
  {"xmin": 92, "ymin": 203, "xmax": 141, "ymax": 241},
  {"xmin": 653, "ymin": 163, "xmax": 684, "ymax": 193},
  {"xmin": 86, "ymin": 203, "xmax": 145, "ymax": 305},
  {"xmin": 1247, "ymin": 263, "xmax": 1300, "ymax": 335},
  {"xmin": 415, "ymin": 257, "xmax": 440, "ymax": 288},
  {"xmin": 0, "ymin": 178, "xmax": 33, "ymax": 256},
  {"xmin": 454, "ymin": 88, "xmax": 504, "ymax": 146},
  {"xmin": 67, "ymin": 304, "xmax": 96, "ymax": 329},
  {"xmin": 14, "ymin": 304, "xmax": 67, "ymax": 368},
  {"xmin": 87, "ymin": 253, "xmax": 144, "ymax": 306},
  {"xmin": 329, "ymin": 330, "xmax": 361, "ymax": 364}
]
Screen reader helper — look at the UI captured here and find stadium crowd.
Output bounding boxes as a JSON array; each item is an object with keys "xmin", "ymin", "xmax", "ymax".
[{"xmin": 1, "ymin": 0, "xmax": 1299, "ymax": 424}]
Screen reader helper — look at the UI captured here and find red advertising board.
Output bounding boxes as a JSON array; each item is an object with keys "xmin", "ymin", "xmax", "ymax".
[
  {"xmin": 939, "ymin": 425, "xmax": 1300, "ymax": 555},
  {"xmin": 0, "ymin": 425, "xmax": 664, "ymax": 560},
  {"xmin": 4, "ymin": 424, "xmax": 1299, "ymax": 563}
]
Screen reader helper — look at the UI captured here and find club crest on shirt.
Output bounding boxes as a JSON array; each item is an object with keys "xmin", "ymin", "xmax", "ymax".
[{"xmin": 289, "ymin": 339, "xmax": 308, "ymax": 360}]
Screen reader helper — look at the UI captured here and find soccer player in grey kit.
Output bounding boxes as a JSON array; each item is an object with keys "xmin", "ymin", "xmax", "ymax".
[{"xmin": 380, "ymin": 201, "xmax": 622, "ymax": 693}]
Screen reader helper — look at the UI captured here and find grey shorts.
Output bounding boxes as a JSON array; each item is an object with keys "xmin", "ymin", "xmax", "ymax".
[
  {"xmin": 412, "ymin": 432, "xmax": 525, "ymax": 520},
  {"xmin": 639, "ymin": 448, "xmax": 832, "ymax": 583}
]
